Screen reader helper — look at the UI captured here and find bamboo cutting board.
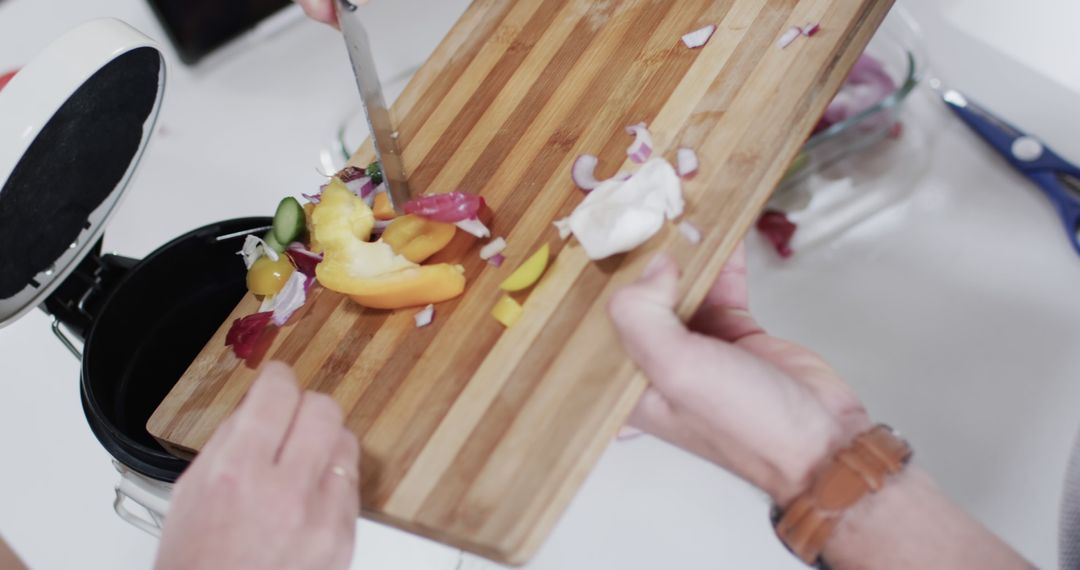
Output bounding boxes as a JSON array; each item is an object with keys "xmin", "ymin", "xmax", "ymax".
[{"xmin": 149, "ymin": 0, "xmax": 892, "ymax": 563}]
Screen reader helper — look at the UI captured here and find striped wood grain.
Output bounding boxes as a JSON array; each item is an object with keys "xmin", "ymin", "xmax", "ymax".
[{"xmin": 148, "ymin": 0, "xmax": 894, "ymax": 563}]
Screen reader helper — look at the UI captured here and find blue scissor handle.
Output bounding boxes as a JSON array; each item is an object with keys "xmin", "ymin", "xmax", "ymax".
[
  {"xmin": 1030, "ymin": 170, "xmax": 1080, "ymax": 256},
  {"xmin": 944, "ymin": 90, "xmax": 1080, "ymax": 256}
]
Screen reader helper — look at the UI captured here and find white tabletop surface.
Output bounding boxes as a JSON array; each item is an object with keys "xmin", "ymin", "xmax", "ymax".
[{"xmin": 1, "ymin": 1, "xmax": 1079, "ymax": 569}]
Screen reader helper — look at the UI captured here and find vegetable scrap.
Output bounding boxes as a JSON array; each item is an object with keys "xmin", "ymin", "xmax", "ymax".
[
  {"xmin": 284, "ymin": 244, "xmax": 322, "ymax": 279},
  {"xmin": 777, "ymin": 26, "xmax": 801, "ymax": 49},
  {"xmin": 260, "ymin": 271, "xmax": 308, "ymax": 326},
  {"xmin": 225, "ymin": 312, "xmax": 274, "ymax": 360},
  {"xmin": 757, "ymin": 210, "xmax": 797, "ymax": 258},
  {"xmin": 492, "ymin": 296, "xmax": 524, "ymax": 328},
  {"xmin": 246, "ymin": 255, "xmax": 295, "ymax": 297},
  {"xmin": 681, "ymin": 24, "xmax": 716, "ymax": 49},
  {"xmin": 313, "ymin": 184, "xmax": 464, "ymax": 309},
  {"xmin": 479, "ymin": 238, "xmax": 507, "ymax": 261},
  {"xmin": 372, "ymin": 193, "xmax": 396, "ymax": 220},
  {"xmin": 226, "ymin": 159, "xmax": 487, "ymax": 359},
  {"xmin": 381, "ymin": 215, "xmax": 456, "ymax": 264},
  {"xmin": 238, "ymin": 234, "xmax": 279, "ymax": 269},
  {"xmin": 678, "ymin": 221, "xmax": 702, "ymax": 245},
  {"xmin": 414, "ymin": 304, "xmax": 435, "ymax": 328},
  {"xmin": 676, "ymin": 148, "xmax": 699, "ymax": 179},
  {"xmin": 487, "ymin": 253, "xmax": 506, "ymax": 268},
  {"xmin": 500, "ymin": 244, "xmax": 551, "ymax": 292},
  {"xmin": 365, "ymin": 160, "xmax": 384, "ymax": 185},
  {"xmin": 572, "ymin": 154, "xmax": 602, "ymax": 191},
  {"xmin": 455, "ymin": 218, "xmax": 491, "ymax": 239},
  {"xmin": 625, "ymin": 123, "xmax": 654, "ymax": 164},
  {"xmin": 403, "ymin": 191, "xmax": 482, "ymax": 223},
  {"xmin": 572, "ymin": 154, "xmax": 630, "ymax": 192}
]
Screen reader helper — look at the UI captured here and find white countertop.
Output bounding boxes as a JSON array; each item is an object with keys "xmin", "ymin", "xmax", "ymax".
[{"xmin": 2, "ymin": 1, "xmax": 1079, "ymax": 568}]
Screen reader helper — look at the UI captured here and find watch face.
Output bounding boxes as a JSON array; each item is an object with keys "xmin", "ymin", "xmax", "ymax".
[{"xmin": 145, "ymin": 0, "xmax": 291, "ymax": 64}]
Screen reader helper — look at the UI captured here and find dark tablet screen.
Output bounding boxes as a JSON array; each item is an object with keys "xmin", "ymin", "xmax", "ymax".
[{"xmin": 146, "ymin": 0, "xmax": 292, "ymax": 64}]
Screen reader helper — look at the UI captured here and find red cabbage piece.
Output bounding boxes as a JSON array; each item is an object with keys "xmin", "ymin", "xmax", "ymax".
[
  {"xmin": 225, "ymin": 312, "xmax": 274, "ymax": 359},
  {"xmin": 757, "ymin": 210, "xmax": 797, "ymax": 258},
  {"xmin": 284, "ymin": 245, "xmax": 322, "ymax": 279}
]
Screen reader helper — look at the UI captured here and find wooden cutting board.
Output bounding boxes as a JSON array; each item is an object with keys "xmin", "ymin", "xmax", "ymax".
[{"xmin": 149, "ymin": 0, "xmax": 892, "ymax": 563}]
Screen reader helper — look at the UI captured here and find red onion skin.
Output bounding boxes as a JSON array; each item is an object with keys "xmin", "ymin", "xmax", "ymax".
[{"xmin": 404, "ymin": 192, "xmax": 485, "ymax": 223}]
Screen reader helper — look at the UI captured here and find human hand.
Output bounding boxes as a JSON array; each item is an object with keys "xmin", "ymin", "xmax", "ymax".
[
  {"xmin": 608, "ymin": 246, "xmax": 871, "ymax": 506},
  {"xmin": 155, "ymin": 362, "xmax": 360, "ymax": 570},
  {"xmin": 294, "ymin": 0, "xmax": 371, "ymax": 28}
]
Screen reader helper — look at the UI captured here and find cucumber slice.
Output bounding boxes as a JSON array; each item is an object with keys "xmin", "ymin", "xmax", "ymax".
[
  {"xmin": 273, "ymin": 197, "xmax": 306, "ymax": 246},
  {"xmin": 263, "ymin": 231, "xmax": 286, "ymax": 253}
]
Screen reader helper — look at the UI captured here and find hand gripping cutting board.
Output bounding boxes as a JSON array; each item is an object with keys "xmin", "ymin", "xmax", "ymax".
[{"xmin": 149, "ymin": 0, "xmax": 893, "ymax": 563}]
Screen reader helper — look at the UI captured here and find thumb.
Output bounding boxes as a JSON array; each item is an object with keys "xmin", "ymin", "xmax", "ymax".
[{"xmin": 608, "ymin": 254, "xmax": 689, "ymax": 377}]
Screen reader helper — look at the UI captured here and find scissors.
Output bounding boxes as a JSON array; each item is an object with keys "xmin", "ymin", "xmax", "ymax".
[{"xmin": 938, "ymin": 85, "xmax": 1080, "ymax": 256}]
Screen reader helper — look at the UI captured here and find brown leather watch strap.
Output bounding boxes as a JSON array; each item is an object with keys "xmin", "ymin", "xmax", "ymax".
[{"xmin": 773, "ymin": 424, "xmax": 912, "ymax": 566}]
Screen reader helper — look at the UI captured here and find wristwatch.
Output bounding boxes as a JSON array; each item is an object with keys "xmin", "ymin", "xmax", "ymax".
[{"xmin": 771, "ymin": 424, "xmax": 912, "ymax": 568}]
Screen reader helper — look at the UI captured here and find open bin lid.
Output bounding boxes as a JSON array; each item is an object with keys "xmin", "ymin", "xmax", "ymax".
[{"xmin": 0, "ymin": 19, "xmax": 165, "ymax": 327}]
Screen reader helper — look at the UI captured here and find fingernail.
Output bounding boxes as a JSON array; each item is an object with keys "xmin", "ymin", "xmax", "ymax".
[{"xmin": 641, "ymin": 254, "xmax": 668, "ymax": 280}]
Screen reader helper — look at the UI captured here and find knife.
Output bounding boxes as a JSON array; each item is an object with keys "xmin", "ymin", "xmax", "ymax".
[{"xmin": 334, "ymin": 0, "xmax": 411, "ymax": 213}]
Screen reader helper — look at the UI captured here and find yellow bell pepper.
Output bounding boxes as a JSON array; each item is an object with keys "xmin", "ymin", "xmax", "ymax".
[
  {"xmin": 492, "ymin": 295, "xmax": 523, "ymax": 327},
  {"xmin": 310, "ymin": 180, "xmax": 375, "ymax": 253},
  {"xmin": 500, "ymin": 244, "xmax": 550, "ymax": 292},
  {"xmin": 310, "ymin": 181, "xmax": 466, "ymax": 309},
  {"xmin": 318, "ymin": 263, "xmax": 466, "ymax": 310},
  {"xmin": 372, "ymin": 193, "xmax": 396, "ymax": 221},
  {"xmin": 381, "ymin": 215, "xmax": 457, "ymax": 263}
]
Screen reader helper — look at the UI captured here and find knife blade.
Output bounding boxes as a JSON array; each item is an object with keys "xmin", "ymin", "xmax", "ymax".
[{"xmin": 334, "ymin": 0, "xmax": 411, "ymax": 213}]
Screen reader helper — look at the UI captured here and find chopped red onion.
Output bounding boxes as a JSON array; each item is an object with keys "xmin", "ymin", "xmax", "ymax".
[
  {"xmin": 676, "ymin": 148, "xmax": 699, "ymax": 179},
  {"xmin": 302, "ymin": 192, "xmax": 322, "ymax": 204},
  {"xmin": 778, "ymin": 26, "xmax": 801, "ymax": 49},
  {"xmin": 681, "ymin": 24, "xmax": 716, "ymax": 49},
  {"xmin": 678, "ymin": 220, "xmax": 702, "ymax": 245},
  {"xmin": 488, "ymin": 253, "xmax": 506, "ymax": 268},
  {"xmin": 572, "ymin": 154, "xmax": 602, "ymax": 191},
  {"xmin": 757, "ymin": 210, "xmax": 797, "ymax": 258},
  {"xmin": 480, "ymin": 237, "xmax": 507, "ymax": 261},
  {"xmin": 801, "ymin": 23, "xmax": 820, "ymax": 36},
  {"xmin": 225, "ymin": 312, "xmax": 274, "ymax": 359},
  {"xmin": 455, "ymin": 217, "xmax": 491, "ymax": 238},
  {"xmin": 414, "ymin": 304, "xmax": 435, "ymax": 328},
  {"xmin": 343, "ymin": 175, "xmax": 374, "ymax": 199},
  {"xmin": 625, "ymin": 122, "xmax": 654, "ymax": 164}
]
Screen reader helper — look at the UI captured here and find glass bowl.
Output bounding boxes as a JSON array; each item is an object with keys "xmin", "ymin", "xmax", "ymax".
[{"xmin": 764, "ymin": 6, "xmax": 934, "ymax": 256}]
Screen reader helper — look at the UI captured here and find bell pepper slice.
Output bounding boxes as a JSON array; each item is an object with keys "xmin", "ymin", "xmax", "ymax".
[
  {"xmin": 381, "ymin": 215, "xmax": 457, "ymax": 263},
  {"xmin": 372, "ymin": 193, "xmax": 397, "ymax": 221},
  {"xmin": 316, "ymin": 262, "xmax": 465, "ymax": 310},
  {"xmin": 500, "ymin": 244, "xmax": 550, "ymax": 292},
  {"xmin": 310, "ymin": 179, "xmax": 375, "ymax": 253},
  {"xmin": 492, "ymin": 296, "xmax": 523, "ymax": 327}
]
